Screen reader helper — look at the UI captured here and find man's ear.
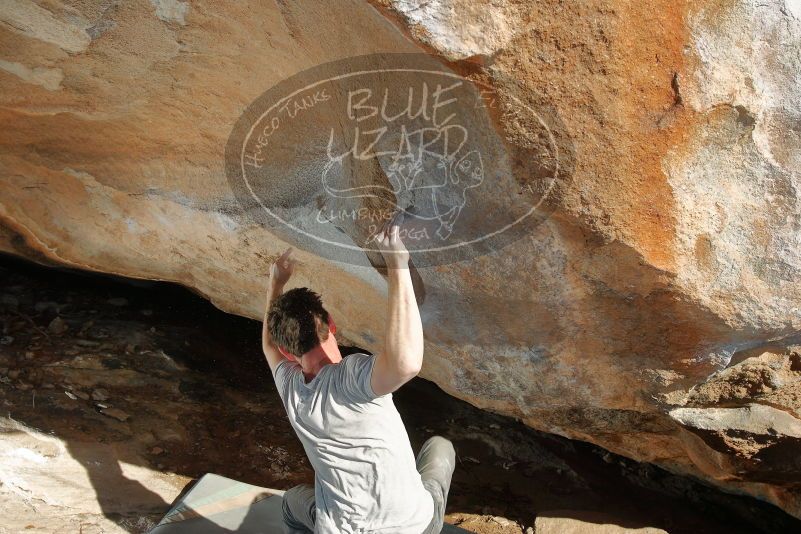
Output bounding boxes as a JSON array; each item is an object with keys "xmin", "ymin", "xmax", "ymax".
[
  {"xmin": 328, "ymin": 316, "xmax": 337, "ymax": 335},
  {"xmin": 277, "ymin": 345, "xmax": 298, "ymax": 362}
]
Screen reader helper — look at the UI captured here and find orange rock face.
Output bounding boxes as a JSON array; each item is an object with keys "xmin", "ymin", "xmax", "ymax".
[{"xmin": 1, "ymin": 0, "xmax": 799, "ymax": 517}]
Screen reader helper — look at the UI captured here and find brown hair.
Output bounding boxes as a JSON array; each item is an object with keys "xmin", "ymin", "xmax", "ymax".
[{"xmin": 267, "ymin": 287, "xmax": 330, "ymax": 357}]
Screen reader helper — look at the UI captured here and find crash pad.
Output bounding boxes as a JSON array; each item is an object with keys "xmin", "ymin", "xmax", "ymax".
[{"xmin": 149, "ymin": 473, "xmax": 469, "ymax": 533}]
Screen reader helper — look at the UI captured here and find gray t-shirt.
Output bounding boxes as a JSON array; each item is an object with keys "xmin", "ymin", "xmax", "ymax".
[{"xmin": 273, "ymin": 353, "xmax": 435, "ymax": 533}]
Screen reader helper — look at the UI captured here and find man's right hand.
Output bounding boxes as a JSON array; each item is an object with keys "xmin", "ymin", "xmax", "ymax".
[
  {"xmin": 376, "ymin": 213, "xmax": 410, "ymax": 269},
  {"xmin": 270, "ymin": 247, "xmax": 296, "ymax": 289}
]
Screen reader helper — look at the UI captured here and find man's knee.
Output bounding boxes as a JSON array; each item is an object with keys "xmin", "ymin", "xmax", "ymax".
[
  {"xmin": 282, "ymin": 484, "xmax": 316, "ymax": 531},
  {"xmin": 432, "ymin": 436, "xmax": 455, "ymax": 457},
  {"xmin": 419, "ymin": 436, "xmax": 455, "ymax": 463},
  {"xmin": 417, "ymin": 435, "xmax": 456, "ymax": 484}
]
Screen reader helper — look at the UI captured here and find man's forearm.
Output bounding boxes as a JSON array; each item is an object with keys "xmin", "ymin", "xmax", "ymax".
[
  {"xmin": 384, "ymin": 267, "xmax": 424, "ymax": 377},
  {"xmin": 262, "ymin": 281, "xmax": 284, "ymax": 354}
]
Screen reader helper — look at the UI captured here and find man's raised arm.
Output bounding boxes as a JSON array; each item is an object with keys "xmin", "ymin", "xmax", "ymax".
[
  {"xmin": 262, "ymin": 247, "xmax": 296, "ymax": 374},
  {"xmin": 371, "ymin": 219, "xmax": 424, "ymax": 396}
]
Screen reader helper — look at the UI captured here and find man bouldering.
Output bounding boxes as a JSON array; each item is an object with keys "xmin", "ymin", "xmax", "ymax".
[{"xmin": 261, "ymin": 217, "xmax": 456, "ymax": 533}]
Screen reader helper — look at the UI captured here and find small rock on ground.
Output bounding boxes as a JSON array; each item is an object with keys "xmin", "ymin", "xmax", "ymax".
[
  {"xmin": 534, "ymin": 511, "xmax": 668, "ymax": 534},
  {"xmin": 101, "ymin": 408, "xmax": 130, "ymax": 422}
]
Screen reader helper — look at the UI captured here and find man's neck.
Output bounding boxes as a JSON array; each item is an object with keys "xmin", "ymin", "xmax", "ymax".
[{"xmin": 300, "ymin": 345, "xmax": 342, "ymax": 381}]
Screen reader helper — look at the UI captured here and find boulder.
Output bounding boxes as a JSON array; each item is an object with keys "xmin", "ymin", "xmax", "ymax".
[
  {"xmin": 534, "ymin": 511, "xmax": 668, "ymax": 534},
  {"xmin": 1, "ymin": 0, "xmax": 800, "ymax": 518}
]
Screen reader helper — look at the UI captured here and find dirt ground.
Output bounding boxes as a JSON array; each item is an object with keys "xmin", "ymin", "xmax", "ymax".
[{"xmin": 1, "ymin": 254, "xmax": 799, "ymax": 534}]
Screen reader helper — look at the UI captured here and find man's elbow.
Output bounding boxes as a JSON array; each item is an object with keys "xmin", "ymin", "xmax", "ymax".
[{"xmin": 397, "ymin": 357, "xmax": 422, "ymax": 380}]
